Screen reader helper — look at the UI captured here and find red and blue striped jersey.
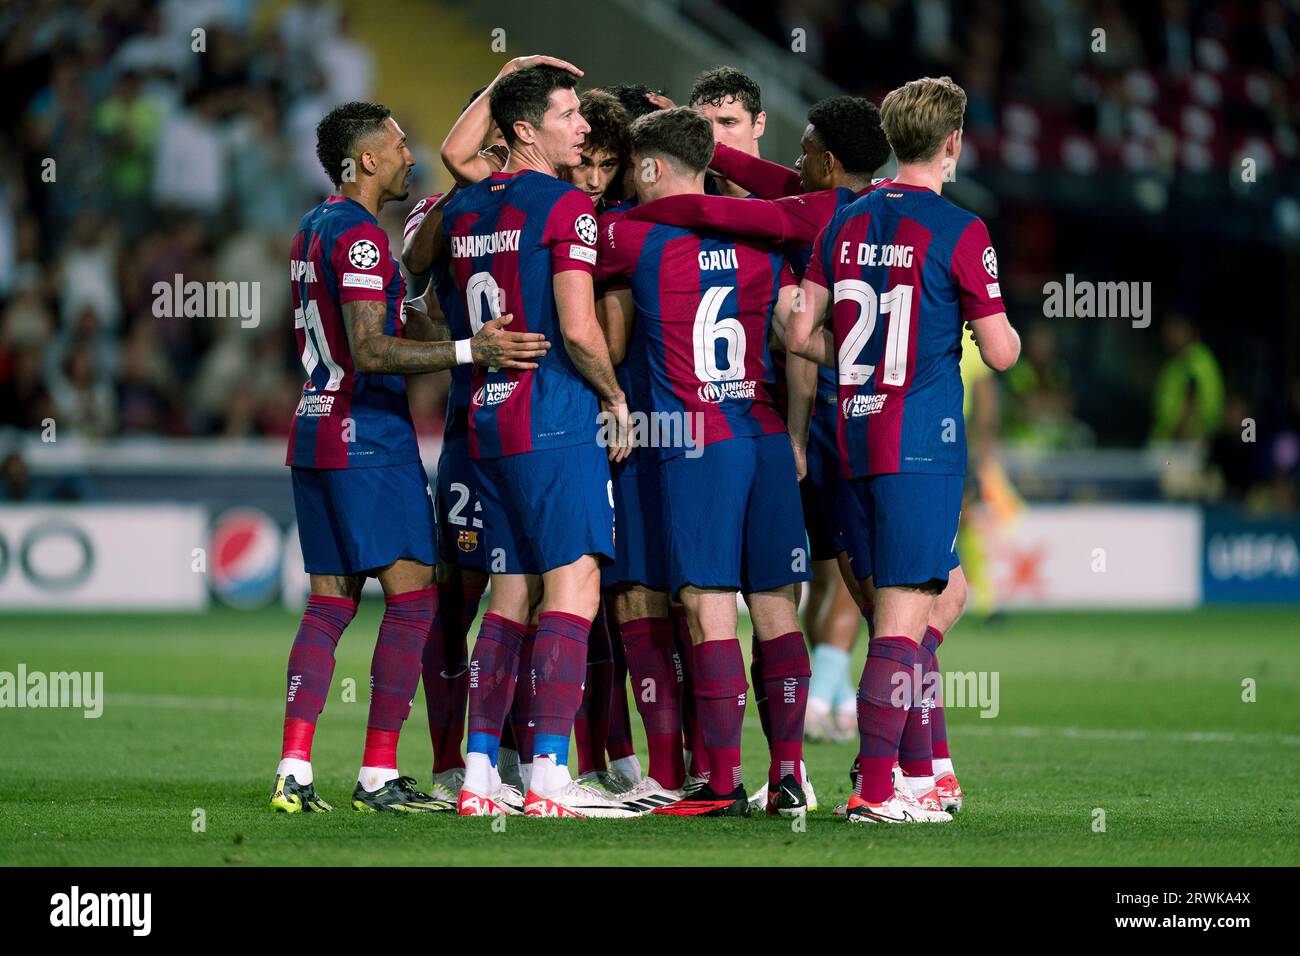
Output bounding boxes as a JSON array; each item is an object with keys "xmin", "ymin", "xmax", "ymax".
[
  {"xmin": 596, "ymin": 194, "xmax": 789, "ymax": 461},
  {"xmin": 404, "ymin": 194, "xmax": 472, "ymax": 455},
  {"xmin": 615, "ymin": 184, "xmax": 892, "ymax": 407},
  {"xmin": 286, "ymin": 195, "xmax": 417, "ymax": 470},
  {"xmin": 442, "ymin": 170, "xmax": 601, "ymax": 459},
  {"xmin": 767, "ymin": 184, "xmax": 888, "ymax": 405},
  {"xmin": 805, "ymin": 183, "xmax": 1004, "ymax": 478}
]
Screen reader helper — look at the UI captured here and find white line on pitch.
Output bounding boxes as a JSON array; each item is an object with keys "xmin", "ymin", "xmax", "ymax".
[
  {"xmin": 101, "ymin": 694, "xmax": 1300, "ymax": 745},
  {"xmin": 955, "ymin": 723, "xmax": 1300, "ymax": 746}
]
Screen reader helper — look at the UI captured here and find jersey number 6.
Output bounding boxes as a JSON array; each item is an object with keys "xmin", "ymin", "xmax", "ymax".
[{"xmin": 693, "ymin": 285, "xmax": 747, "ymax": 383}]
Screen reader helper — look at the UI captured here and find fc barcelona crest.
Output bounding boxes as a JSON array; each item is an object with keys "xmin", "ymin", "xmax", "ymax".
[{"xmin": 457, "ymin": 530, "xmax": 480, "ymax": 553}]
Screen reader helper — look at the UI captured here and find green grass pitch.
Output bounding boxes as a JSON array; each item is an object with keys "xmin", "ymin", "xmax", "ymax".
[{"xmin": 1, "ymin": 606, "xmax": 1298, "ymax": 866}]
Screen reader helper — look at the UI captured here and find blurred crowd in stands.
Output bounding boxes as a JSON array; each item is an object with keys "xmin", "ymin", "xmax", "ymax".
[
  {"xmin": 731, "ymin": 0, "xmax": 1297, "ymax": 174},
  {"xmin": 0, "ymin": 0, "xmax": 1296, "ymax": 510},
  {"xmin": 0, "ymin": 0, "xmax": 377, "ymax": 445}
]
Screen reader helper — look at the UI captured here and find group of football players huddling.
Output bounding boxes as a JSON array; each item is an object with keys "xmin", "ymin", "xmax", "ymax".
[{"xmin": 271, "ymin": 53, "xmax": 1019, "ymax": 825}]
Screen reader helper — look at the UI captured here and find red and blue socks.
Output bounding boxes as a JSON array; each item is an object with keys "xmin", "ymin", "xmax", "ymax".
[
  {"xmin": 899, "ymin": 635, "xmax": 936, "ymax": 783},
  {"xmin": 750, "ymin": 635, "xmax": 772, "ymax": 749},
  {"xmin": 606, "ymin": 624, "xmax": 637, "ymax": 767},
  {"xmin": 465, "ymin": 613, "xmax": 525, "ymax": 792},
  {"xmin": 575, "ymin": 606, "xmax": 614, "ymax": 774},
  {"xmin": 855, "ymin": 636, "xmax": 919, "ymax": 804},
  {"xmin": 422, "ymin": 579, "xmax": 484, "ymax": 774},
  {"xmin": 621, "ymin": 616, "xmax": 685, "ymax": 788},
  {"xmin": 507, "ymin": 623, "xmax": 539, "ymax": 777},
  {"xmin": 360, "ymin": 587, "xmax": 436, "ymax": 790},
  {"xmin": 530, "ymin": 611, "xmax": 592, "ymax": 769},
  {"xmin": 923, "ymin": 626, "xmax": 952, "ymax": 771},
  {"xmin": 692, "ymin": 639, "xmax": 748, "ymax": 795},
  {"xmin": 279, "ymin": 594, "xmax": 357, "ymax": 782},
  {"xmin": 756, "ymin": 631, "xmax": 810, "ymax": 787},
  {"xmin": 672, "ymin": 605, "xmax": 708, "ymax": 779}
]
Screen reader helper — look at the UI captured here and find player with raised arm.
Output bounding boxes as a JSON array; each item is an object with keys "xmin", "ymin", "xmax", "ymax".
[
  {"xmin": 438, "ymin": 65, "xmax": 638, "ymax": 819},
  {"xmin": 598, "ymin": 107, "xmax": 813, "ymax": 818},
  {"xmin": 399, "ymin": 85, "xmax": 510, "ymax": 804},
  {"xmin": 786, "ymin": 76, "xmax": 1019, "ymax": 824},
  {"xmin": 446, "ymin": 81, "xmax": 662, "ymax": 797},
  {"xmin": 271, "ymin": 101, "xmax": 549, "ymax": 814}
]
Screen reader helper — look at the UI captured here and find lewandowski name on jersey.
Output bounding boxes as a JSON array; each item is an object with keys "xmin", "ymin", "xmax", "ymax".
[{"xmin": 443, "ymin": 170, "xmax": 601, "ymax": 459}]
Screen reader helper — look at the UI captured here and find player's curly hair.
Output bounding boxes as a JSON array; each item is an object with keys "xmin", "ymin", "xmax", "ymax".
[
  {"xmin": 490, "ymin": 66, "xmax": 578, "ymax": 146},
  {"xmin": 688, "ymin": 66, "xmax": 761, "ymax": 119},
  {"xmin": 629, "ymin": 106, "xmax": 714, "ymax": 174},
  {"xmin": 315, "ymin": 101, "xmax": 392, "ymax": 187},
  {"xmin": 807, "ymin": 95, "xmax": 891, "ymax": 175},
  {"xmin": 604, "ymin": 83, "xmax": 666, "ymax": 121},
  {"xmin": 580, "ymin": 90, "xmax": 631, "ymax": 162}
]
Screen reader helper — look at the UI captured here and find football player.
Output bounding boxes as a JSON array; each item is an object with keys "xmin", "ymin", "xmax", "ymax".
[
  {"xmin": 400, "ymin": 86, "xmax": 508, "ymax": 804},
  {"xmin": 437, "ymin": 65, "xmax": 637, "ymax": 818},
  {"xmin": 597, "ymin": 107, "xmax": 813, "ymax": 817},
  {"xmin": 273, "ymin": 101, "xmax": 548, "ymax": 814},
  {"xmin": 786, "ymin": 76, "xmax": 1019, "ymax": 824}
]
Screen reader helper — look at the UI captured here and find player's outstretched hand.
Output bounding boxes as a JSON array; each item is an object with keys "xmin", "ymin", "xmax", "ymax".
[
  {"xmin": 645, "ymin": 91, "xmax": 676, "ymax": 110},
  {"xmin": 470, "ymin": 314, "xmax": 551, "ymax": 370},
  {"xmin": 499, "ymin": 55, "xmax": 583, "ymax": 80},
  {"xmin": 601, "ymin": 395, "xmax": 632, "ymax": 464}
]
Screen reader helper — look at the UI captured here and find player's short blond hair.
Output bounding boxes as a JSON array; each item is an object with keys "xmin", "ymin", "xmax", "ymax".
[{"xmin": 880, "ymin": 76, "xmax": 967, "ymax": 164}]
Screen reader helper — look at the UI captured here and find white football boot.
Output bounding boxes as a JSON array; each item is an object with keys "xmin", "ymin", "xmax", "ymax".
[
  {"xmin": 523, "ymin": 756, "xmax": 641, "ymax": 818},
  {"xmin": 844, "ymin": 793, "xmax": 923, "ymax": 824},
  {"xmin": 619, "ymin": 777, "xmax": 683, "ymax": 813},
  {"xmin": 458, "ymin": 756, "xmax": 523, "ymax": 815},
  {"xmin": 894, "ymin": 766, "xmax": 952, "ymax": 823}
]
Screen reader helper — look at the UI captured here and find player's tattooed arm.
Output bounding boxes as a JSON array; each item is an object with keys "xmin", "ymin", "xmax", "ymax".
[
  {"xmin": 785, "ymin": 279, "xmax": 835, "ymax": 368},
  {"xmin": 343, "ymin": 300, "xmax": 549, "ymax": 373},
  {"xmin": 441, "ymin": 55, "xmax": 582, "ymax": 185},
  {"xmin": 401, "ymin": 286, "xmax": 451, "ymax": 343},
  {"xmin": 555, "ymin": 271, "xmax": 630, "ymax": 462},
  {"xmin": 468, "ymin": 314, "xmax": 552, "ymax": 368}
]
